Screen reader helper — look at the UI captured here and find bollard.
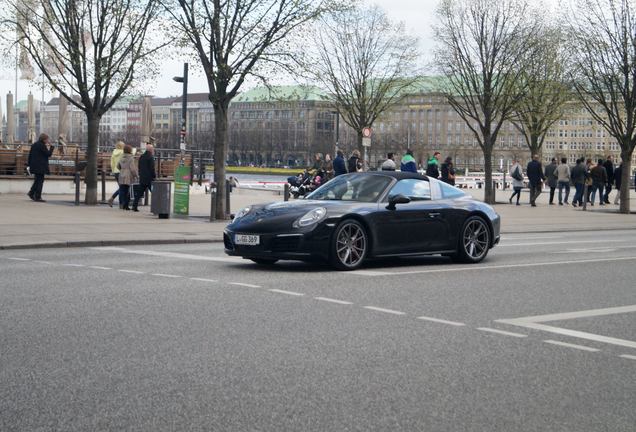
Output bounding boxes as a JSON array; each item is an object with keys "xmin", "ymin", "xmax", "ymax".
[
  {"xmin": 209, "ymin": 182, "xmax": 217, "ymax": 221},
  {"xmin": 284, "ymin": 183, "xmax": 290, "ymax": 201},
  {"xmin": 143, "ymin": 189, "xmax": 149, "ymax": 206},
  {"xmin": 582, "ymin": 184, "xmax": 588, "ymax": 211},
  {"xmin": 100, "ymin": 170, "xmax": 106, "ymax": 203},
  {"xmin": 225, "ymin": 179, "xmax": 231, "ymax": 219},
  {"xmin": 74, "ymin": 172, "xmax": 80, "ymax": 206}
]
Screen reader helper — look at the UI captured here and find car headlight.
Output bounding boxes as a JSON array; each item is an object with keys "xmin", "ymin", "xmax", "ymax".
[
  {"xmin": 294, "ymin": 207, "xmax": 327, "ymax": 228},
  {"xmin": 233, "ymin": 206, "xmax": 251, "ymax": 221}
]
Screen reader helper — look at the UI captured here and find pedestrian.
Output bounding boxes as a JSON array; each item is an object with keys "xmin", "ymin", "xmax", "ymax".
[
  {"xmin": 131, "ymin": 143, "xmax": 156, "ymax": 212},
  {"xmin": 613, "ymin": 161, "xmax": 622, "ymax": 205},
  {"xmin": 400, "ymin": 149, "xmax": 417, "ymax": 173},
  {"xmin": 117, "ymin": 144, "xmax": 138, "ymax": 211},
  {"xmin": 440, "ymin": 156, "xmax": 456, "ymax": 185},
  {"xmin": 544, "ymin": 157, "xmax": 558, "ymax": 205},
  {"xmin": 322, "ymin": 153, "xmax": 334, "ymax": 181},
  {"xmin": 333, "ymin": 150, "xmax": 347, "ymax": 176},
  {"xmin": 603, "ymin": 155, "xmax": 614, "ymax": 204},
  {"xmin": 108, "ymin": 141, "xmax": 125, "ymax": 208},
  {"xmin": 27, "ymin": 133, "xmax": 55, "ymax": 202},
  {"xmin": 310, "ymin": 153, "xmax": 323, "ymax": 172},
  {"xmin": 555, "ymin": 157, "xmax": 571, "ymax": 205},
  {"xmin": 508, "ymin": 158, "xmax": 524, "ymax": 205},
  {"xmin": 425, "ymin": 151, "xmax": 441, "ymax": 178},
  {"xmin": 585, "ymin": 158, "xmax": 593, "ymax": 204},
  {"xmin": 589, "ymin": 158, "xmax": 608, "ymax": 206},
  {"xmin": 381, "ymin": 152, "xmax": 396, "ymax": 171},
  {"xmin": 347, "ymin": 149, "xmax": 362, "ymax": 173},
  {"xmin": 570, "ymin": 158, "xmax": 586, "ymax": 207},
  {"xmin": 526, "ymin": 154, "xmax": 545, "ymax": 207}
]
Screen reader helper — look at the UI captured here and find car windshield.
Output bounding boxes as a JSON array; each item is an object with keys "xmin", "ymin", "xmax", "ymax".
[{"xmin": 306, "ymin": 173, "xmax": 392, "ymax": 202}]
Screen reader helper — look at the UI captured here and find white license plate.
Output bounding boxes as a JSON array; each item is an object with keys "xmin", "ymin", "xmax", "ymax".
[{"xmin": 235, "ymin": 234, "xmax": 260, "ymax": 245}]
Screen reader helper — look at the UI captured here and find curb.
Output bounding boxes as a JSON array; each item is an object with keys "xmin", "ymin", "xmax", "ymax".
[{"xmin": 0, "ymin": 238, "xmax": 222, "ymax": 250}]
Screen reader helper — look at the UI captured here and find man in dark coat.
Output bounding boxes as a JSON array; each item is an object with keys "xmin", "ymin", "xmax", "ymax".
[
  {"xmin": 526, "ymin": 154, "xmax": 546, "ymax": 207},
  {"xmin": 132, "ymin": 143, "xmax": 156, "ymax": 212},
  {"xmin": 27, "ymin": 133, "xmax": 55, "ymax": 202},
  {"xmin": 333, "ymin": 150, "xmax": 347, "ymax": 176},
  {"xmin": 602, "ymin": 155, "xmax": 614, "ymax": 204},
  {"xmin": 544, "ymin": 157, "xmax": 558, "ymax": 205}
]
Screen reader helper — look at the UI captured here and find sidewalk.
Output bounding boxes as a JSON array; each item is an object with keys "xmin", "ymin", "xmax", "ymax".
[{"xmin": 1, "ymin": 186, "xmax": 635, "ymax": 249}]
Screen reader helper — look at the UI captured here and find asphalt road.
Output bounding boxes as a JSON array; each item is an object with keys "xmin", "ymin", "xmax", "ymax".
[{"xmin": 1, "ymin": 230, "xmax": 635, "ymax": 431}]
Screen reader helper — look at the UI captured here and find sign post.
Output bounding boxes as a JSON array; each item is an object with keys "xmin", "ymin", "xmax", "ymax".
[{"xmin": 361, "ymin": 127, "xmax": 372, "ymax": 171}]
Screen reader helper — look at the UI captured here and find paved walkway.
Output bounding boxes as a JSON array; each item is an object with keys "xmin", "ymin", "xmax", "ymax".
[{"xmin": 1, "ymin": 186, "xmax": 635, "ymax": 249}]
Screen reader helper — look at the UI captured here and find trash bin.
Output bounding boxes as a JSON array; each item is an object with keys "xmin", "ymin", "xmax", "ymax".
[{"xmin": 151, "ymin": 180, "xmax": 171, "ymax": 219}]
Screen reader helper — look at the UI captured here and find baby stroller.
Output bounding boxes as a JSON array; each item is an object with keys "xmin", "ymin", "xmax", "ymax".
[{"xmin": 288, "ymin": 171, "xmax": 312, "ymax": 198}]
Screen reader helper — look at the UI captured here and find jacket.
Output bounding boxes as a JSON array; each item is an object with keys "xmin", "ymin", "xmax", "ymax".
[
  {"xmin": 590, "ymin": 165, "xmax": 607, "ymax": 184},
  {"xmin": 603, "ymin": 160, "xmax": 614, "ymax": 184},
  {"xmin": 117, "ymin": 154, "xmax": 138, "ymax": 185},
  {"xmin": 27, "ymin": 140, "xmax": 54, "ymax": 175},
  {"xmin": 381, "ymin": 158, "xmax": 396, "ymax": 171},
  {"xmin": 570, "ymin": 162, "xmax": 586, "ymax": 184},
  {"xmin": 555, "ymin": 164, "xmax": 571, "ymax": 183},
  {"xmin": 138, "ymin": 151, "xmax": 156, "ymax": 185},
  {"xmin": 440, "ymin": 162, "xmax": 455, "ymax": 185},
  {"xmin": 544, "ymin": 162, "xmax": 558, "ymax": 188},
  {"xmin": 526, "ymin": 160, "xmax": 545, "ymax": 185},
  {"xmin": 400, "ymin": 154, "xmax": 417, "ymax": 173},
  {"xmin": 333, "ymin": 155, "xmax": 347, "ymax": 176},
  {"xmin": 110, "ymin": 148, "xmax": 124, "ymax": 174},
  {"xmin": 614, "ymin": 165, "xmax": 622, "ymax": 190},
  {"xmin": 425, "ymin": 157, "xmax": 439, "ymax": 178},
  {"xmin": 347, "ymin": 156, "xmax": 362, "ymax": 173},
  {"xmin": 510, "ymin": 164, "xmax": 524, "ymax": 188}
]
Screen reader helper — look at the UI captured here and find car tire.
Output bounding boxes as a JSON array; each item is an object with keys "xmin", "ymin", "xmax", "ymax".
[
  {"xmin": 250, "ymin": 258, "xmax": 278, "ymax": 265},
  {"xmin": 456, "ymin": 216, "xmax": 490, "ymax": 263},
  {"xmin": 330, "ymin": 219, "xmax": 368, "ymax": 270}
]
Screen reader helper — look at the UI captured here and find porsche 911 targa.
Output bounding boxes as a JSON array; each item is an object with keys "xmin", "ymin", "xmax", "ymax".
[{"xmin": 224, "ymin": 172, "xmax": 500, "ymax": 270}]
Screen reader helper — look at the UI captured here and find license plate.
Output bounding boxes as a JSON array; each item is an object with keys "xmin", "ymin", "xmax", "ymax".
[{"xmin": 235, "ymin": 234, "xmax": 260, "ymax": 245}]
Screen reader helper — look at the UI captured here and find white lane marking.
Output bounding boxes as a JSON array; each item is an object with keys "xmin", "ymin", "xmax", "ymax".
[
  {"xmin": 269, "ymin": 288, "xmax": 303, "ymax": 296},
  {"xmin": 63, "ymin": 263, "xmax": 85, "ymax": 267},
  {"xmin": 417, "ymin": 316, "xmax": 466, "ymax": 326},
  {"xmin": 350, "ymin": 256, "xmax": 636, "ymax": 277},
  {"xmin": 496, "ymin": 321, "xmax": 636, "ymax": 349},
  {"xmin": 544, "ymin": 340, "xmax": 600, "ymax": 352},
  {"xmin": 90, "ymin": 247, "xmax": 242, "ymax": 263},
  {"xmin": 230, "ymin": 282, "xmax": 262, "ymax": 288},
  {"xmin": 33, "ymin": 260, "xmax": 51, "ymax": 264},
  {"xmin": 500, "ymin": 304, "xmax": 636, "ymax": 323},
  {"xmin": 499, "ymin": 239, "xmax": 630, "ymax": 247},
  {"xmin": 315, "ymin": 297, "xmax": 353, "ymax": 305},
  {"xmin": 151, "ymin": 273, "xmax": 182, "ymax": 278},
  {"xmin": 501, "ymin": 236, "xmax": 563, "ymax": 241},
  {"xmin": 7, "ymin": 257, "xmax": 31, "ymax": 261},
  {"xmin": 363, "ymin": 306, "xmax": 406, "ymax": 316},
  {"xmin": 89, "ymin": 266, "xmax": 112, "ymax": 270},
  {"xmin": 118, "ymin": 269, "xmax": 145, "ymax": 274},
  {"xmin": 552, "ymin": 247, "xmax": 624, "ymax": 254},
  {"xmin": 190, "ymin": 277, "xmax": 218, "ymax": 283},
  {"xmin": 619, "ymin": 354, "xmax": 636, "ymax": 361},
  {"xmin": 477, "ymin": 327, "xmax": 527, "ymax": 338}
]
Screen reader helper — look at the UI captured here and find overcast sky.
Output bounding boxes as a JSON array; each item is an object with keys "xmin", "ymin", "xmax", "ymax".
[{"xmin": 0, "ymin": 0, "xmax": 557, "ymax": 108}]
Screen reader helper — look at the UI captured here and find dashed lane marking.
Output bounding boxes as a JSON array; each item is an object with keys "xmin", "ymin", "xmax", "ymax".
[
  {"xmin": 118, "ymin": 269, "xmax": 145, "ymax": 274},
  {"xmin": 363, "ymin": 306, "xmax": 406, "ymax": 316},
  {"xmin": 151, "ymin": 273, "xmax": 182, "ymax": 278},
  {"xmin": 230, "ymin": 282, "xmax": 262, "ymax": 288},
  {"xmin": 544, "ymin": 340, "xmax": 600, "ymax": 352},
  {"xmin": 90, "ymin": 247, "xmax": 242, "ymax": 263},
  {"xmin": 417, "ymin": 316, "xmax": 466, "ymax": 326},
  {"xmin": 6, "ymin": 257, "xmax": 31, "ymax": 261},
  {"xmin": 268, "ymin": 288, "xmax": 303, "ymax": 296},
  {"xmin": 498, "ymin": 239, "xmax": 630, "ymax": 247},
  {"xmin": 190, "ymin": 277, "xmax": 218, "ymax": 283},
  {"xmin": 315, "ymin": 297, "xmax": 353, "ymax": 305},
  {"xmin": 89, "ymin": 266, "xmax": 112, "ymax": 270},
  {"xmin": 477, "ymin": 327, "xmax": 527, "ymax": 338},
  {"xmin": 33, "ymin": 260, "xmax": 51, "ymax": 264},
  {"xmin": 619, "ymin": 354, "xmax": 636, "ymax": 361},
  {"xmin": 63, "ymin": 263, "xmax": 85, "ymax": 267}
]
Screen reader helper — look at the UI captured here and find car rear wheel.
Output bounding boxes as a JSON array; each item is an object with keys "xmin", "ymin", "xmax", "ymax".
[
  {"xmin": 330, "ymin": 219, "xmax": 368, "ymax": 270},
  {"xmin": 456, "ymin": 216, "xmax": 490, "ymax": 263},
  {"xmin": 249, "ymin": 258, "xmax": 278, "ymax": 265}
]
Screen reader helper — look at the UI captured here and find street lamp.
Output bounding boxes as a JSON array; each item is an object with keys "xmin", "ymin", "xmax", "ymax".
[
  {"xmin": 173, "ymin": 62, "xmax": 188, "ymax": 166},
  {"xmin": 331, "ymin": 110, "xmax": 340, "ymax": 157}
]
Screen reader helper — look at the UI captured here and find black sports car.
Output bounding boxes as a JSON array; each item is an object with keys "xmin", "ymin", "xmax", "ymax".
[{"xmin": 224, "ymin": 172, "xmax": 500, "ymax": 270}]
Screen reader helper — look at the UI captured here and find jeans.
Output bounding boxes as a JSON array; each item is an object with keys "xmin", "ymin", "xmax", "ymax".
[
  {"xmin": 558, "ymin": 181, "xmax": 570, "ymax": 204},
  {"xmin": 573, "ymin": 183, "xmax": 584, "ymax": 205},
  {"xmin": 529, "ymin": 182, "xmax": 542, "ymax": 205},
  {"xmin": 603, "ymin": 183, "xmax": 612, "ymax": 203},
  {"xmin": 132, "ymin": 183, "xmax": 152, "ymax": 209},
  {"xmin": 111, "ymin": 173, "xmax": 120, "ymax": 200},
  {"xmin": 591, "ymin": 182, "xmax": 604, "ymax": 204},
  {"xmin": 549, "ymin": 186, "xmax": 556, "ymax": 204},
  {"xmin": 119, "ymin": 184, "xmax": 131, "ymax": 208}
]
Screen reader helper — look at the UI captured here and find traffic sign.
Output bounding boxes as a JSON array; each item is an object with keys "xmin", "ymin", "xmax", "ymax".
[
  {"xmin": 362, "ymin": 127, "xmax": 372, "ymax": 138},
  {"xmin": 362, "ymin": 137, "xmax": 371, "ymax": 147}
]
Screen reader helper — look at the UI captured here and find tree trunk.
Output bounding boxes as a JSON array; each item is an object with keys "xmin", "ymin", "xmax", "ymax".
[
  {"xmin": 619, "ymin": 149, "xmax": 632, "ymax": 214},
  {"xmin": 483, "ymin": 143, "xmax": 495, "ymax": 204},
  {"xmin": 529, "ymin": 134, "xmax": 541, "ymax": 159},
  {"xmin": 85, "ymin": 114, "xmax": 101, "ymax": 205},
  {"xmin": 213, "ymin": 103, "xmax": 229, "ymax": 220}
]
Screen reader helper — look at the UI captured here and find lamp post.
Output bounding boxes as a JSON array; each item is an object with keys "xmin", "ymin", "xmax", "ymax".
[
  {"xmin": 173, "ymin": 63, "xmax": 188, "ymax": 166},
  {"xmin": 331, "ymin": 110, "xmax": 339, "ymax": 157}
]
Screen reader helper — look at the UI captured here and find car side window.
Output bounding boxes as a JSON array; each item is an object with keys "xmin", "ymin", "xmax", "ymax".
[
  {"xmin": 439, "ymin": 181, "xmax": 466, "ymax": 199},
  {"xmin": 388, "ymin": 179, "xmax": 431, "ymax": 201}
]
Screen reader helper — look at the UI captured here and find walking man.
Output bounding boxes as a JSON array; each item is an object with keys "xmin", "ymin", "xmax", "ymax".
[
  {"xmin": 603, "ymin": 155, "xmax": 614, "ymax": 204},
  {"xmin": 400, "ymin": 149, "xmax": 418, "ymax": 173},
  {"xmin": 131, "ymin": 143, "xmax": 156, "ymax": 212},
  {"xmin": 555, "ymin": 157, "xmax": 571, "ymax": 205},
  {"xmin": 526, "ymin": 154, "xmax": 545, "ymax": 207},
  {"xmin": 425, "ymin": 151, "xmax": 441, "ymax": 178},
  {"xmin": 544, "ymin": 157, "xmax": 558, "ymax": 205},
  {"xmin": 590, "ymin": 159, "xmax": 608, "ymax": 206},
  {"xmin": 381, "ymin": 152, "xmax": 396, "ymax": 171},
  {"xmin": 27, "ymin": 133, "xmax": 55, "ymax": 202},
  {"xmin": 333, "ymin": 150, "xmax": 347, "ymax": 176},
  {"xmin": 570, "ymin": 158, "xmax": 586, "ymax": 207}
]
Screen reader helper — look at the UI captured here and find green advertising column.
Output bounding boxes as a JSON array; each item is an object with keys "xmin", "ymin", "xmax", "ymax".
[{"xmin": 173, "ymin": 165, "xmax": 191, "ymax": 215}]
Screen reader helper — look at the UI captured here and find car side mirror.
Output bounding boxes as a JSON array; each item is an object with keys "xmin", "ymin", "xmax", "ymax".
[{"xmin": 386, "ymin": 194, "xmax": 410, "ymax": 210}]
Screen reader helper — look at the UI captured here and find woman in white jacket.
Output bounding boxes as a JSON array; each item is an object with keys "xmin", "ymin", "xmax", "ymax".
[{"xmin": 509, "ymin": 159, "xmax": 524, "ymax": 206}]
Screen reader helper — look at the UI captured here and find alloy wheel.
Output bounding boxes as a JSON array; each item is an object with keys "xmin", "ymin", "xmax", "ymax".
[
  {"xmin": 462, "ymin": 218, "xmax": 489, "ymax": 261},
  {"xmin": 334, "ymin": 221, "xmax": 367, "ymax": 269}
]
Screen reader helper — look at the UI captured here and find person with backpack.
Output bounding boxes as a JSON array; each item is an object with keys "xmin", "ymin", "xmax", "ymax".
[
  {"xmin": 509, "ymin": 158, "xmax": 524, "ymax": 205},
  {"xmin": 400, "ymin": 149, "xmax": 417, "ymax": 173}
]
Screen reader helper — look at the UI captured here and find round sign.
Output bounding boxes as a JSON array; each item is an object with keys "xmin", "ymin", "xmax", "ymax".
[{"xmin": 362, "ymin": 127, "xmax": 372, "ymax": 138}]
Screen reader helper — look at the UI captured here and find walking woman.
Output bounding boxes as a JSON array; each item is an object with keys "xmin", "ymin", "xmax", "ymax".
[
  {"xmin": 117, "ymin": 145, "xmax": 138, "ymax": 210},
  {"xmin": 509, "ymin": 158, "xmax": 524, "ymax": 205},
  {"xmin": 108, "ymin": 141, "xmax": 125, "ymax": 207}
]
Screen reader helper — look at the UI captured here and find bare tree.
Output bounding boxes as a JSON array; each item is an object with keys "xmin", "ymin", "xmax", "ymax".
[
  {"xmin": 435, "ymin": 0, "xmax": 538, "ymax": 204},
  {"xmin": 512, "ymin": 28, "xmax": 571, "ymax": 157},
  {"xmin": 163, "ymin": 0, "xmax": 343, "ymax": 219},
  {"xmin": 306, "ymin": 6, "xmax": 420, "ymax": 153},
  {"xmin": 571, "ymin": 0, "xmax": 636, "ymax": 214},
  {"xmin": 2, "ymin": 0, "xmax": 163, "ymax": 204}
]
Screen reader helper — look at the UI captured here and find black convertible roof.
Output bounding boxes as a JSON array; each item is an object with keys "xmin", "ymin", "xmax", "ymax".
[{"xmin": 349, "ymin": 171, "xmax": 430, "ymax": 181}]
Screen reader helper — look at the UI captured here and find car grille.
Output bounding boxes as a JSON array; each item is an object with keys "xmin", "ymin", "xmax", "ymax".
[
  {"xmin": 271, "ymin": 236, "xmax": 301, "ymax": 252},
  {"xmin": 223, "ymin": 233, "xmax": 234, "ymax": 250}
]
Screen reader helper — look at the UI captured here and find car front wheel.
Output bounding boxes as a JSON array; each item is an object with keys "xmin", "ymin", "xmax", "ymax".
[
  {"xmin": 330, "ymin": 219, "xmax": 368, "ymax": 270},
  {"xmin": 456, "ymin": 216, "xmax": 490, "ymax": 263}
]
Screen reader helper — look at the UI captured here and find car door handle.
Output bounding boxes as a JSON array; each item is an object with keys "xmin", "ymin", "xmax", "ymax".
[{"xmin": 429, "ymin": 212, "xmax": 441, "ymax": 218}]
